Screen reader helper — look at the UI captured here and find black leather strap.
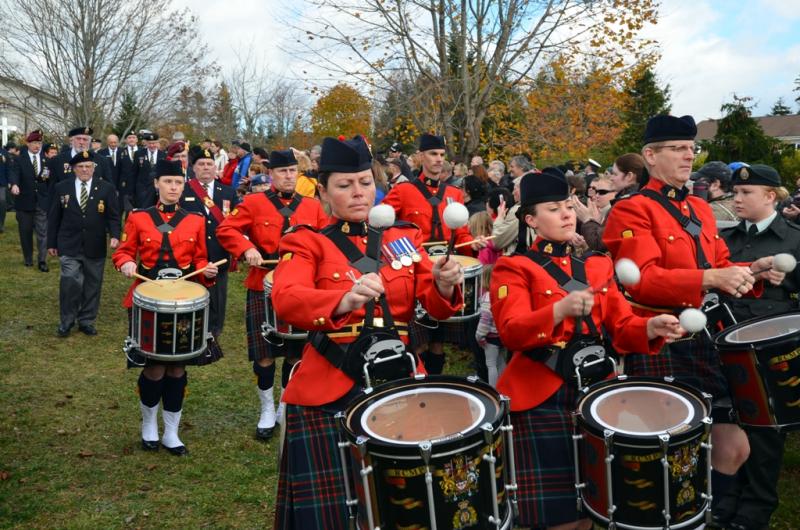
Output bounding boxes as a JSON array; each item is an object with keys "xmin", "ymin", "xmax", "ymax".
[
  {"xmin": 411, "ymin": 179, "xmax": 448, "ymax": 241},
  {"xmin": 640, "ymin": 189, "xmax": 711, "ymax": 269}
]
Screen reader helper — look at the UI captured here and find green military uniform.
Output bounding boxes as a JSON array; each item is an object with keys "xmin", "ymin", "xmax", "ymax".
[{"xmin": 715, "ymin": 164, "xmax": 800, "ymax": 530}]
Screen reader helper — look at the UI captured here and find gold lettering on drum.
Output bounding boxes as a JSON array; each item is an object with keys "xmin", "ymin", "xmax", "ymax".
[
  {"xmin": 768, "ymin": 347, "xmax": 800, "ymax": 370},
  {"xmin": 627, "ymin": 500, "xmax": 658, "ymax": 510},
  {"xmin": 623, "ymin": 452, "xmax": 661, "ymax": 464},
  {"xmin": 624, "ymin": 478, "xmax": 655, "ymax": 489},
  {"xmin": 786, "ymin": 398, "xmax": 800, "ymax": 408},
  {"xmin": 388, "ymin": 497, "xmax": 424, "ymax": 510},
  {"xmin": 777, "ymin": 376, "xmax": 800, "ymax": 387}
]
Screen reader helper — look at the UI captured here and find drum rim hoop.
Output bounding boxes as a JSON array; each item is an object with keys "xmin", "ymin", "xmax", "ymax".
[{"xmin": 714, "ymin": 311, "xmax": 800, "ymax": 347}]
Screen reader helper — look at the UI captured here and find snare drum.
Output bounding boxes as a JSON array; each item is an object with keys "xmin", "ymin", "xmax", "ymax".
[
  {"xmin": 715, "ymin": 312, "xmax": 800, "ymax": 430},
  {"xmin": 262, "ymin": 270, "xmax": 308, "ymax": 342},
  {"xmin": 574, "ymin": 376, "xmax": 712, "ymax": 530},
  {"xmin": 416, "ymin": 253, "xmax": 482, "ymax": 323},
  {"xmin": 339, "ymin": 375, "xmax": 516, "ymax": 530},
  {"xmin": 127, "ymin": 280, "xmax": 210, "ymax": 362}
]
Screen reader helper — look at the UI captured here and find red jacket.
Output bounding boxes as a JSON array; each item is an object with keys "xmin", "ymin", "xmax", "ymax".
[
  {"xmin": 112, "ymin": 206, "xmax": 210, "ymax": 308},
  {"xmin": 215, "ymin": 190, "xmax": 329, "ymax": 291},
  {"xmin": 382, "ymin": 175, "xmax": 474, "ymax": 254},
  {"xmin": 220, "ymin": 157, "xmax": 238, "ymax": 186},
  {"xmin": 491, "ymin": 239, "xmax": 664, "ymax": 412},
  {"xmin": 603, "ymin": 178, "xmax": 759, "ymax": 315},
  {"xmin": 271, "ymin": 222, "xmax": 463, "ymax": 407}
]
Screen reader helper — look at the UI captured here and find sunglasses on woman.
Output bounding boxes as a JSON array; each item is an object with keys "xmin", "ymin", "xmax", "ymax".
[{"xmin": 588, "ymin": 187, "xmax": 613, "ymax": 196}]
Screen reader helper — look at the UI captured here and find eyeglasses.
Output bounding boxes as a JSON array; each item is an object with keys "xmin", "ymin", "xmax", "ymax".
[
  {"xmin": 654, "ymin": 144, "xmax": 696, "ymax": 155},
  {"xmin": 588, "ymin": 187, "xmax": 614, "ymax": 196}
]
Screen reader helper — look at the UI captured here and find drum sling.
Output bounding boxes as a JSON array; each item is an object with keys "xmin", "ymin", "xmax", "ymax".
[
  {"xmin": 411, "ymin": 179, "xmax": 448, "ymax": 241},
  {"xmin": 259, "ymin": 190, "xmax": 303, "ymax": 261},
  {"xmin": 138, "ymin": 207, "xmax": 195, "ymax": 279},
  {"xmin": 524, "ymin": 251, "xmax": 612, "ymax": 386},
  {"xmin": 309, "ymin": 224, "xmax": 412, "ymax": 385}
]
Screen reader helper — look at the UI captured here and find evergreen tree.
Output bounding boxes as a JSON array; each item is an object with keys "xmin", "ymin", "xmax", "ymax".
[
  {"xmin": 615, "ymin": 64, "xmax": 671, "ymax": 154},
  {"xmin": 209, "ymin": 82, "xmax": 239, "ymax": 143},
  {"xmin": 771, "ymin": 97, "xmax": 792, "ymax": 116},
  {"xmin": 112, "ymin": 90, "xmax": 146, "ymax": 136},
  {"xmin": 794, "ymin": 74, "xmax": 800, "ymax": 114},
  {"xmin": 707, "ymin": 95, "xmax": 778, "ymax": 164}
]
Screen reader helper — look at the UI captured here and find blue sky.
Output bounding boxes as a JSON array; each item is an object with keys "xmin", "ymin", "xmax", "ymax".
[{"xmin": 177, "ymin": 0, "xmax": 800, "ymax": 121}]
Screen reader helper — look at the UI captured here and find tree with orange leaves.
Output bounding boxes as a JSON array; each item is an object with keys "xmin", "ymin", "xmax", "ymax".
[{"xmin": 310, "ymin": 83, "xmax": 372, "ymax": 141}]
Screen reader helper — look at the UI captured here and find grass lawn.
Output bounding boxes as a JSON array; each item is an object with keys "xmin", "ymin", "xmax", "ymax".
[{"xmin": 0, "ymin": 215, "xmax": 798, "ymax": 529}]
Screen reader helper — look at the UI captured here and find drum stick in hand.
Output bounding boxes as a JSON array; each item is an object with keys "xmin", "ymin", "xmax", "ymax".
[
  {"xmin": 442, "ymin": 203, "xmax": 470, "ymax": 262},
  {"xmin": 132, "ymin": 272, "xmax": 158, "ymax": 283},
  {"xmin": 177, "ymin": 259, "xmax": 228, "ymax": 282},
  {"xmin": 453, "ymin": 235, "xmax": 496, "ymax": 250}
]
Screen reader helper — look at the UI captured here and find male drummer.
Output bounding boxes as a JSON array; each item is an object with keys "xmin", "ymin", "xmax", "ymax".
[
  {"xmin": 382, "ymin": 133, "xmax": 486, "ymax": 374},
  {"xmin": 603, "ymin": 114, "xmax": 786, "ymax": 515},
  {"xmin": 217, "ymin": 149, "xmax": 328, "ymax": 441},
  {"xmin": 179, "ymin": 147, "xmax": 239, "ymax": 338}
]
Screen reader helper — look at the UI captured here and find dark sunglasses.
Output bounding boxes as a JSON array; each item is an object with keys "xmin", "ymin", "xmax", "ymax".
[{"xmin": 588, "ymin": 188, "xmax": 613, "ymax": 195}]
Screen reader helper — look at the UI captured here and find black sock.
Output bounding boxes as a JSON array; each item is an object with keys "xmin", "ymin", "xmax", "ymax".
[
  {"xmin": 138, "ymin": 372, "xmax": 164, "ymax": 408},
  {"xmin": 425, "ymin": 352, "xmax": 445, "ymax": 375},
  {"xmin": 281, "ymin": 358, "xmax": 294, "ymax": 389},
  {"xmin": 162, "ymin": 373, "xmax": 187, "ymax": 412},
  {"xmin": 253, "ymin": 361, "xmax": 276, "ymax": 391},
  {"xmin": 711, "ymin": 470, "xmax": 735, "ymax": 509}
]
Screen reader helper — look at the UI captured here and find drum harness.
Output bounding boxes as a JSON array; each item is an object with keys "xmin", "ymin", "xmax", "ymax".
[
  {"xmin": 308, "ymin": 221, "xmax": 418, "ymax": 391},
  {"xmin": 523, "ymin": 250, "xmax": 615, "ymax": 388},
  {"xmin": 411, "ymin": 179, "xmax": 449, "ymax": 241},
  {"xmin": 139, "ymin": 207, "xmax": 195, "ymax": 280},
  {"xmin": 258, "ymin": 190, "xmax": 304, "ymax": 262}
]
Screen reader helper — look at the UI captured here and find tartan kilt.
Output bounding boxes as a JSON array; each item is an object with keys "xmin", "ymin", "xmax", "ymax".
[
  {"xmin": 624, "ymin": 333, "xmax": 730, "ymax": 401},
  {"xmin": 246, "ymin": 289, "xmax": 307, "ymax": 362},
  {"xmin": 274, "ymin": 404, "xmax": 350, "ymax": 530},
  {"xmin": 409, "ymin": 318, "xmax": 467, "ymax": 350},
  {"xmin": 512, "ymin": 383, "xmax": 581, "ymax": 528},
  {"xmin": 125, "ymin": 311, "xmax": 224, "ymax": 369}
]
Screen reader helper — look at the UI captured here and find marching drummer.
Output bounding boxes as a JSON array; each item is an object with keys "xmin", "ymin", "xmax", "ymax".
[
  {"xmin": 112, "ymin": 160, "xmax": 221, "ymax": 456},
  {"xmin": 491, "ymin": 167, "xmax": 683, "ymax": 530},
  {"xmin": 715, "ymin": 164, "xmax": 800, "ymax": 530},
  {"xmin": 216, "ymin": 149, "xmax": 328, "ymax": 441},
  {"xmin": 270, "ymin": 135, "xmax": 464, "ymax": 529},
  {"xmin": 602, "ymin": 115, "xmax": 787, "ymax": 513},
  {"xmin": 382, "ymin": 133, "xmax": 485, "ymax": 374}
]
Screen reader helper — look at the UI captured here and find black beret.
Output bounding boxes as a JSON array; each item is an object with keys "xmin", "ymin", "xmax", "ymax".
[
  {"xmin": 253, "ymin": 147, "xmax": 269, "ymax": 158},
  {"xmin": 141, "ymin": 132, "xmax": 159, "ymax": 141},
  {"xmin": 389, "ymin": 142, "xmax": 402, "ymax": 152},
  {"xmin": 731, "ymin": 164, "xmax": 781, "ymax": 187},
  {"xmin": 643, "ymin": 115, "xmax": 697, "ymax": 144},
  {"xmin": 155, "ymin": 159, "xmax": 184, "ymax": 178},
  {"xmin": 319, "ymin": 135, "xmax": 372, "ymax": 173},
  {"xmin": 419, "ymin": 133, "xmax": 446, "ymax": 152},
  {"xmin": 68, "ymin": 126, "xmax": 93, "ymax": 137},
  {"xmin": 69, "ymin": 150, "xmax": 94, "ymax": 166},
  {"xmin": 123, "ymin": 130, "xmax": 138, "ymax": 138},
  {"xmin": 691, "ymin": 161, "xmax": 732, "ymax": 183},
  {"xmin": 520, "ymin": 167, "xmax": 569, "ymax": 207},
  {"xmin": 268, "ymin": 149, "xmax": 297, "ymax": 169},
  {"xmin": 239, "ymin": 142, "xmax": 252, "ymax": 152},
  {"xmin": 189, "ymin": 145, "xmax": 214, "ymax": 164}
]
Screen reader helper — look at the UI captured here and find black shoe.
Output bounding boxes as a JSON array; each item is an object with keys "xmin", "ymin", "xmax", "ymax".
[
  {"xmin": 255, "ymin": 426, "xmax": 275, "ymax": 441},
  {"xmin": 78, "ymin": 324, "xmax": 97, "ymax": 336},
  {"xmin": 57, "ymin": 325, "xmax": 72, "ymax": 338},
  {"xmin": 38, "ymin": 262, "xmax": 49, "ymax": 272},
  {"xmin": 24, "ymin": 261, "xmax": 32, "ymax": 267},
  {"xmin": 162, "ymin": 443, "xmax": 188, "ymax": 456},
  {"xmin": 141, "ymin": 439, "xmax": 159, "ymax": 451},
  {"xmin": 729, "ymin": 517, "xmax": 769, "ymax": 530},
  {"xmin": 708, "ymin": 512, "xmax": 734, "ymax": 529}
]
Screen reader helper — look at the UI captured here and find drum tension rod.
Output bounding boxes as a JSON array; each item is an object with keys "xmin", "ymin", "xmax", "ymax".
[{"xmin": 659, "ymin": 433, "xmax": 672, "ymax": 528}]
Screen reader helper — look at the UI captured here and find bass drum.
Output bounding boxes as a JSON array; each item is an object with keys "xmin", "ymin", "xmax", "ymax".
[{"xmin": 339, "ymin": 375, "xmax": 516, "ymax": 530}]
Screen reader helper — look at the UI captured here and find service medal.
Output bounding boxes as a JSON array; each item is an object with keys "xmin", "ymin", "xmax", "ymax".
[
  {"xmin": 203, "ymin": 196, "xmax": 214, "ymax": 208},
  {"xmin": 222, "ymin": 199, "xmax": 230, "ymax": 215},
  {"xmin": 97, "ymin": 200, "xmax": 105, "ymax": 213},
  {"xmin": 400, "ymin": 255, "xmax": 413, "ymax": 267}
]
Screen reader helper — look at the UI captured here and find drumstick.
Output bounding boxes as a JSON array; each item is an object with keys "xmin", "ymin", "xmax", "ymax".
[
  {"xmin": 453, "ymin": 235, "xmax": 496, "ymax": 249},
  {"xmin": 176, "ymin": 259, "xmax": 228, "ymax": 282},
  {"xmin": 422, "ymin": 240, "xmax": 446, "ymax": 247},
  {"xmin": 132, "ymin": 272, "xmax": 157, "ymax": 283},
  {"xmin": 258, "ymin": 259, "xmax": 280, "ymax": 266}
]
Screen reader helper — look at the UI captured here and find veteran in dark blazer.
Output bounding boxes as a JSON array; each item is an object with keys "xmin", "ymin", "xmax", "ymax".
[
  {"xmin": 133, "ymin": 132, "xmax": 166, "ymax": 209},
  {"xmin": 179, "ymin": 146, "xmax": 239, "ymax": 337},
  {"xmin": 48, "ymin": 126, "xmax": 114, "ymax": 186},
  {"xmin": 47, "ymin": 150, "xmax": 121, "ymax": 337},
  {"xmin": 9, "ymin": 129, "xmax": 51, "ymax": 270},
  {"xmin": 117, "ymin": 130, "xmax": 140, "ymax": 213}
]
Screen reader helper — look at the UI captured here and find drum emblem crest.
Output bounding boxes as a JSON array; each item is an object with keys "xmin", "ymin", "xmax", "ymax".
[
  {"xmin": 439, "ymin": 455, "xmax": 479, "ymax": 500},
  {"xmin": 668, "ymin": 444, "xmax": 698, "ymax": 479},
  {"xmin": 176, "ymin": 320, "xmax": 191, "ymax": 335},
  {"xmin": 452, "ymin": 500, "xmax": 478, "ymax": 529}
]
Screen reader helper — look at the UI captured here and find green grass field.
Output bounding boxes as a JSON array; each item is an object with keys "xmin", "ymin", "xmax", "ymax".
[{"xmin": 0, "ymin": 216, "xmax": 799, "ymax": 529}]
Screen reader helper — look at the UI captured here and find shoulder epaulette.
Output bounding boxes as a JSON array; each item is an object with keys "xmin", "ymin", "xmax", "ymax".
[
  {"xmin": 582, "ymin": 250, "xmax": 611, "ymax": 260},
  {"xmin": 391, "ymin": 220, "xmax": 419, "ymax": 230},
  {"xmin": 285, "ymin": 224, "xmax": 317, "ymax": 235}
]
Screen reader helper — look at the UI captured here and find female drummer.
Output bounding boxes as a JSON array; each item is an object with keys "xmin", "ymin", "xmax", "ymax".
[
  {"xmin": 490, "ymin": 168, "xmax": 684, "ymax": 530},
  {"xmin": 112, "ymin": 159, "xmax": 220, "ymax": 456},
  {"xmin": 714, "ymin": 164, "xmax": 800, "ymax": 530},
  {"xmin": 269, "ymin": 135, "xmax": 464, "ymax": 529}
]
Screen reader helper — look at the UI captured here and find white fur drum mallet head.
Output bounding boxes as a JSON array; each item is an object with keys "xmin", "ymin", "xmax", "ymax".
[
  {"xmin": 773, "ymin": 253, "xmax": 797, "ymax": 273},
  {"xmin": 614, "ymin": 258, "xmax": 641, "ymax": 286},
  {"xmin": 442, "ymin": 202, "xmax": 469, "ymax": 229},
  {"xmin": 368, "ymin": 204, "xmax": 396, "ymax": 228},
  {"xmin": 679, "ymin": 308, "xmax": 707, "ymax": 333}
]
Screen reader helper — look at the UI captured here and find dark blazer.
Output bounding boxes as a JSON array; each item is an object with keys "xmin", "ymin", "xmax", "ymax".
[
  {"xmin": 97, "ymin": 147, "xmax": 123, "ymax": 191},
  {"xmin": 117, "ymin": 145, "xmax": 139, "ymax": 205},
  {"xmin": 47, "ymin": 177, "xmax": 121, "ymax": 258},
  {"xmin": 179, "ymin": 179, "xmax": 240, "ymax": 269},
  {"xmin": 0, "ymin": 148, "xmax": 9, "ymax": 186},
  {"xmin": 133, "ymin": 148, "xmax": 166, "ymax": 209},
  {"xmin": 9, "ymin": 147, "xmax": 50, "ymax": 211},
  {"xmin": 48, "ymin": 149, "xmax": 114, "ymax": 186}
]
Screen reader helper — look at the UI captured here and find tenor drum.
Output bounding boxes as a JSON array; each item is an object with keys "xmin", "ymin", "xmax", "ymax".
[
  {"xmin": 715, "ymin": 312, "xmax": 800, "ymax": 430},
  {"xmin": 416, "ymin": 252, "xmax": 482, "ymax": 323},
  {"xmin": 128, "ymin": 280, "xmax": 210, "ymax": 362},
  {"xmin": 338, "ymin": 375, "xmax": 516, "ymax": 530},
  {"xmin": 262, "ymin": 270, "xmax": 308, "ymax": 342},
  {"xmin": 573, "ymin": 376, "xmax": 712, "ymax": 530}
]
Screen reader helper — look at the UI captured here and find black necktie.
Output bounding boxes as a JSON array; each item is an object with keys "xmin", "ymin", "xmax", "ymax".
[{"xmin": 748, "ymin": 224, "xmax": 758, "ymax": 236}]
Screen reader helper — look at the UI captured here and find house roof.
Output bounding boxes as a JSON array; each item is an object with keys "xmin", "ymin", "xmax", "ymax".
[{"xmin": 696, "ymin": 114, "xmax": 800, "ymax": 142}]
